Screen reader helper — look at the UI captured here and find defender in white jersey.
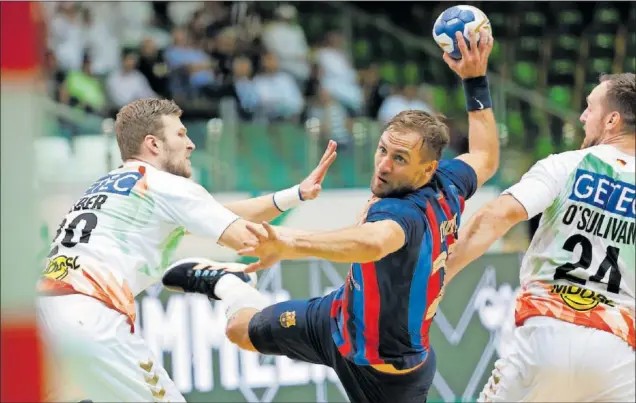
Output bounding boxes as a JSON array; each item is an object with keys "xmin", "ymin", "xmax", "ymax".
[
  {"xmin": 36, "ymin": 99, "xmax": 337, "ymax": 402},
  {"xmin": 446, "ymin": 73, "xmax": 635, "ymax": 402}
]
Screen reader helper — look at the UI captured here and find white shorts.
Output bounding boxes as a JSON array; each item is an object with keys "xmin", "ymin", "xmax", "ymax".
[
  {"xmin": 37, "ymin": 294, "xmax": 185, "ymax": 403},
  {"xmin": 479, "ymin": 316, "xmax": 635, "ymax": 402}
]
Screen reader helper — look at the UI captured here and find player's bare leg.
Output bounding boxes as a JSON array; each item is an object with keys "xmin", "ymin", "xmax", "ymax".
[
  {"xmin": 162, "ymin": 258, "xmax": 267, "ymax": 351},
  {"xmin": 225, "ymin": 308, "xmax": 260, "ymax": 351}
]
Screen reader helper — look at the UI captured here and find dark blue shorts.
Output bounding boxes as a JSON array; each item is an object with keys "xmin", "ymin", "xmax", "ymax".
[{"xmin": 248, "ymin": 292, "xmax": 436, "ymax": 403}]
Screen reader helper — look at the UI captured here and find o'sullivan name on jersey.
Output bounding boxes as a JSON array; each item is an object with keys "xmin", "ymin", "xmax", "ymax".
[{"xmin": 562, "ymin": 169, "xmax": 636, "ymax": 245}]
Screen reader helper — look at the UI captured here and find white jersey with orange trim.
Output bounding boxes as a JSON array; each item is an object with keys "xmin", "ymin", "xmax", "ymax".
[
  {"xmin": 38, "ymin": 161, "xmax": 239, "ymax": 327},
  {"xmin": 503, "ymin": 145, "xmax": 635, "ymax": 348}
]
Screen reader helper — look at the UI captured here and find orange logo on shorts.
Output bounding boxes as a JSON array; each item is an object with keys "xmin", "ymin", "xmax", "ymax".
[{"xmin": 279, "ymin": 311, "xmax": 296, "ymax": 328}]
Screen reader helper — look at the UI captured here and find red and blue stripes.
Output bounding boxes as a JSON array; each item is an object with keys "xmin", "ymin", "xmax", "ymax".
[
  {"xmin": 357, "ymin": 262, "xmax": 384, "ymax": 364},
  {"xmin": 330, "ymin": 188, "xmax": 461, "ymax": 368},
  {"xmin": 332, "ymin": 262, "xmax": 385, "ymax": 365},
  {"xmin": 407, "ymin": 201, "xmax": 443, "ymax": 354}
]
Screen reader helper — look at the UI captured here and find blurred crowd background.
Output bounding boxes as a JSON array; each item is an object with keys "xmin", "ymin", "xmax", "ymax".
[{"xmin": 39, "ymin": 1, "xmax": 635, "ymax": 239}]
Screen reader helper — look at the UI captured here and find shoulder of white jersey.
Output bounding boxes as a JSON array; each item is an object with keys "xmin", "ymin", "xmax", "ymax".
[
  {"xmin": 587, "ymin": 145, "xmax": 636, "ymax": 173},
  {"xmin": 535, "ymin": 145, "xmax": 632, "ymax": 179},
  {"xmin": 530, "ymin": 148, "xmax": 591, "ymax": 180},
  {"xmin": 110, "ymin": 162, "xmax": 206, "ymax": 201},
  {"xmin": 142, "ymin": 165, "xmax": 206, "ymax": 198}
]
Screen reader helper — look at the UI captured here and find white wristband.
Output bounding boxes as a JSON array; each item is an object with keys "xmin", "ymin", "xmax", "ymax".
[{"xmin": 273, "ymin": 184, "xmax": 303, "ymax": 212}]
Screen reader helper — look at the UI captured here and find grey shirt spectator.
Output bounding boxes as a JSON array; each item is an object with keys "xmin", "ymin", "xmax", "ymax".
[
  {"xmin": 107, "ymin": 52, "xmax": 157, "ymax": 108},
  {"xmin": 262, "ymin": 5, "xmax": 310, "ymax": 83},
  {"xmin": 253, "ymin": 53, "xmax": 304, "ymax": 121}
]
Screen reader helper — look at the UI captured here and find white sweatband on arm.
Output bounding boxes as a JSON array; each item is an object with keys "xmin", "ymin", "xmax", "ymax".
[{"xmin": 272, "ymin": 184, "xmax": 303, "ymax": 212}]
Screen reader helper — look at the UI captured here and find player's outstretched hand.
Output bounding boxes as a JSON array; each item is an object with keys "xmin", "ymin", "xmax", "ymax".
[
  {"xmin": 443, "ymin": 30, "xmax": 493, "ymax": 79},
  {"xmin": 298, "ymin": 140, "xmax": 337, "ymax": 201},
  {"xmin": 238, "ymin": 222, "xmax": 293, "ymax": 272}
]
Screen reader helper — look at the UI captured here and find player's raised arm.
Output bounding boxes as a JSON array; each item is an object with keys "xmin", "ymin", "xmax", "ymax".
[
  {"xmin": 444, "ymin": 31, "xmax": 499, "ymax": 188},
  {"xmin": 222, "ymin": 140, "xmax": 337, "ymax": 222}
]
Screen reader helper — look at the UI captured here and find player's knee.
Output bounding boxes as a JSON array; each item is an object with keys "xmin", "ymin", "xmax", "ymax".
[{"xmin": 226, "ymin": 308, "xmax": 259, "ymax": 352}]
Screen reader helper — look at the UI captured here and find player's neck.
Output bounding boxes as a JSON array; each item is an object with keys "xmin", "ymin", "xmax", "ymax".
[
  {"xmin": 124, "ymin": 157, "xmax": 161, "ymax": 170},
  {"xmin": 600, "ymin": 133, "xmax": 635, "ymax": 156}
]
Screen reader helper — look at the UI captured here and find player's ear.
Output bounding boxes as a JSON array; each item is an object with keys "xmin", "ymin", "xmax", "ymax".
[
  {"xmin": 605, "ymin": 111, "xmax": 621, "ymax": 130},
  {"xmin": 423, "ymin": 159, "xmax": 439, "ymax": 175},
  {"xmin": 143, "ymin": 134, "xmax": 161, "ymax": 156}
]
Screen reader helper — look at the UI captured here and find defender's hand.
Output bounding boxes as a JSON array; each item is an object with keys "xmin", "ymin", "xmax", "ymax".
[
  {"xmin": 443, "ymin": 31, "xmax": 493, "ymax": 79},
  {"xmin": 298, "ymin": 140, "xmax": 337, "ymax": 201},
  {"xmin": 238, "ymin": 222, "xmax": 293, "ymax": 272}
]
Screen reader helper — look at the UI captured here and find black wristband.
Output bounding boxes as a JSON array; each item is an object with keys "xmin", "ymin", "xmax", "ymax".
[{"xmin": 463, "ymin": 76, "xmax": 492, "ymax": 112}]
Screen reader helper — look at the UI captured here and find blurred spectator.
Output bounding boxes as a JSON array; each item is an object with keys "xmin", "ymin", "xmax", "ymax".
[
  {"xmin": 59, "ymin": 55, "xmax": 106, "ymax": 115},
  {"xmin": 203, "ymin": 2, "xmax": 233, "ymax": 38},
  {"xmin": 307, "ymin": 86, "xmax": 353, "ymax": 148},
  {"xmin": 315, "ymin": 31, "xmax": 363, "ymax": 114},
  {"xmin": 138, "ymin": 38, "xmax": 170, "ymax": 98},
  {"xmin": 262, "ymin": 5, "xmax": 310, "ymax": 84},
  {"xmin": 81, "ymin": 7, "xmax": 121, "ymax": 76},
  {"xmin": 210, "ymin": 28, "xmax": 238, "ymax": 84},
  {"xmin": 253, "ymin": 53, "xmax": 304, "ymax": 121},
  {"xmin": 48, "ymin": 3, "xmax": 84, "ymax": 71},
  {"xmin": 168, "ymin": 1, "xmax": 204, "ymax": 28},
  {"xmin": 378, "ymin": 85, "xmax": 433, "ymax": 125},
  {"xmin": 188, "ymin": 9, "xmax": 209, "ymax": 47},
  {"xmin": 304, "ymin": 62, "xmax": 321, "ymax": 99},
  {"xmin": 360, "ymin": 64, "xmax": 391, "ymax": 118},
  {"xmin": 44, "ymin": 50, "xmax": 66, "ymax": 101},
  {"xmin": 164, "ymin": 27, "xmax": 217, "ymax": 98},
  {"xmin": 151, "ymin": 1, "xmax": 173, "ymax": 31},
  {"xmin": 107, "ymin": 51, "xmax": 157, "ymax": 108},
  {"xmin": 226, "ymin": 56, "xmax": 260, "ymax": 120},
  {"xmin": 117, "ymin": 2, "xmax": 166, "ymax": 49}
]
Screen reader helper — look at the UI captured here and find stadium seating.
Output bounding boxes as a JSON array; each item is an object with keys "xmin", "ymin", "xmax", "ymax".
[{"xmin": 41, "ymin": 2, "xmax": 632, "ymax": 191}]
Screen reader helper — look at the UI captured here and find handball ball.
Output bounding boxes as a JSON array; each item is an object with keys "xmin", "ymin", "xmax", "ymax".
[{"xmin": 433, "ymin": 5, "xmax": 491, "ymax": 59}]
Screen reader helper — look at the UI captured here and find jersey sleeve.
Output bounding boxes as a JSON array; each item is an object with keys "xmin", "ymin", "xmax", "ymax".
[
  {"xmin": 502, "ymin": 153, "xmax": 570, "ymax": 219},
  {"xmin": 437, "ymin": 159, "xmax": 479, "ymax": 200},
  {"xmin": 148, "ymin": 171, "xmax": 240, "ymax": 242},
  {"xmin": 365, "ymin": 198, "xmax": 424, "ymax": 245}
]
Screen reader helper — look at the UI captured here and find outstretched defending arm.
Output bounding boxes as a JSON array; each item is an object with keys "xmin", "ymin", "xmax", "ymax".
[
  {"xmin": 445, "ymin": 194, "xmax": 527, "ymax": 283},
  {"xmin": 223, "ymin": 141, "xmax": 337, "ymax": 222},
  {"xmin": 445, "ymin": 153, "xmax": 569, "ymax": 283}
]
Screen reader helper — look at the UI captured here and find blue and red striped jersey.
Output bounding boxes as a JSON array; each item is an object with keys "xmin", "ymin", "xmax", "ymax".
[{"xmin": 330, "ymin": 159, "xmax": 478, "ymax": 370}]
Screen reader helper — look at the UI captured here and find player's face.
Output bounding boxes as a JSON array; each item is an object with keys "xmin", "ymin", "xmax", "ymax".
[
  {"xmin": 580, "ymin": 82, "xmax": 619, "ymax": 149},
  {"xmin": 158, "ymin": 115, "xmax": 195, "ymax": 178},
  {"xmin": 371, "ymin": 130, "xmax": 437, "ymax": 198}
]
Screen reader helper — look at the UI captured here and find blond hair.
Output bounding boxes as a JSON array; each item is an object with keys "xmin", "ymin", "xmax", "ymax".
[
  {"xmin": 114, "ymin": 99, "xmax": 182, "ymax": 160},
  {"xmin": 385, "ymin": 110, "xmax": 450, "ymax": 161}
]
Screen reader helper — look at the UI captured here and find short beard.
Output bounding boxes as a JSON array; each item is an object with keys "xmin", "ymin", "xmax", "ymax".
[
  {"xmin": 371, "ymin": 183, "xmax": 414, "ymax": 199},
  {"xmin": 163, "ymin": 157, "xmax": 190, "ymax": 178},
  {"xmin": 581, "ymin": 136, "xmax": 602, "ymax": 150}
]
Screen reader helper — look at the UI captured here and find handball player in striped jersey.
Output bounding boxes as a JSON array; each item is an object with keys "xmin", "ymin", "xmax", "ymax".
[{"xmin": 164, "ymin": 31, "xmax": 497, "ymax": 403}]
